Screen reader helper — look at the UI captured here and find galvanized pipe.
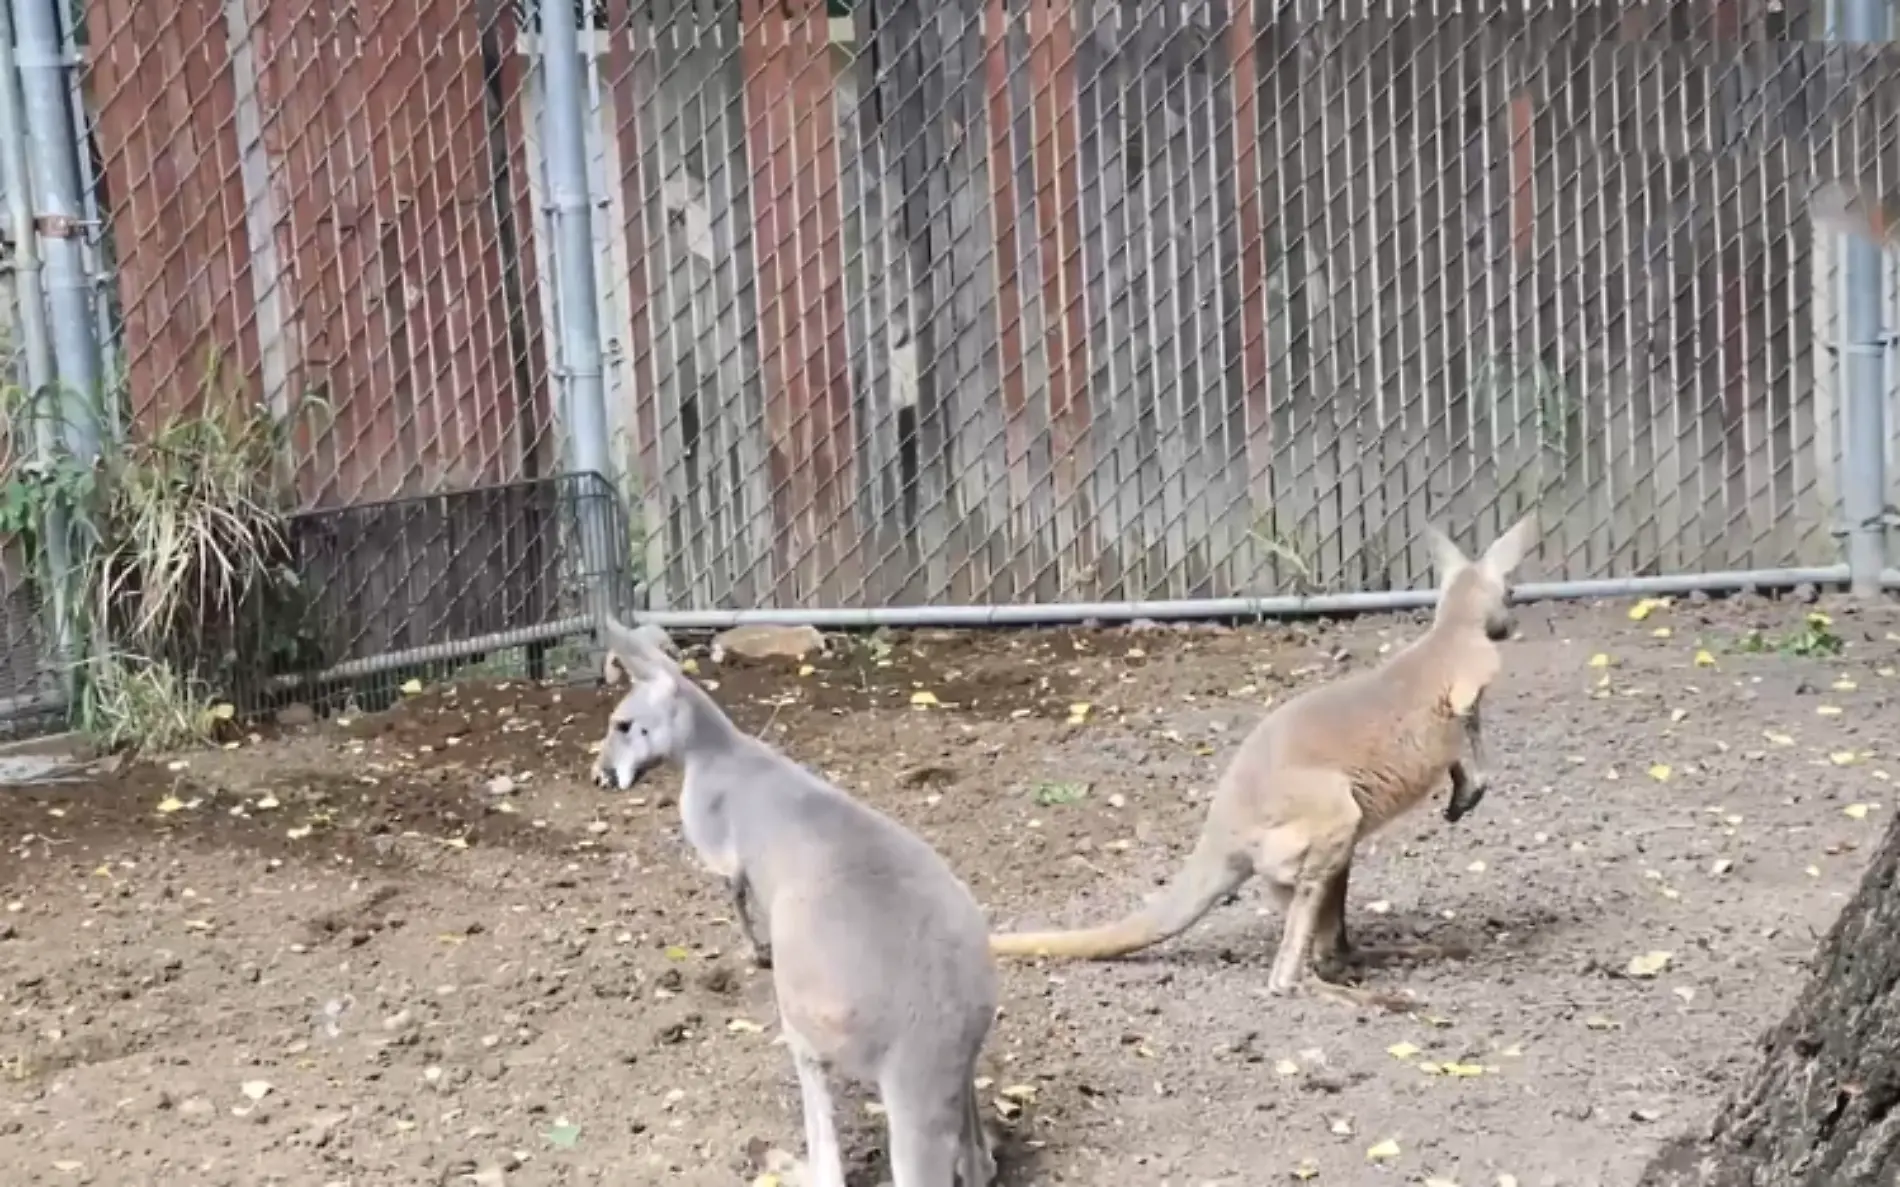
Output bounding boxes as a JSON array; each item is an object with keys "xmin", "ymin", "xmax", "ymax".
[
  {"xmin": 13, "ymin": 0, "xmax": 100, "ymax": 456},
  {"xmin": 1837, "ymin": 0, "xmax": 1892, "ymax": 597},
  {"xmin": 537, "ymin": 0, "xmax": 614, "ymax": 630},
  {"xmin": 0, "ymin": 0, "xmax": 73, "ymax": 708},
  {"xmin": 630, "ymin": 566, "xmax": 1854, "ymax": 630}
]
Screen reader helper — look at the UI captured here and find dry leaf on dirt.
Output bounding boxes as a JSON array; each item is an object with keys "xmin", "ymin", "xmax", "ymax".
[
  {"xmin": 1386, "ymin": 1041, "xmax": 1421, "ymax": 1060},
  {"xmin": 1066, "ymin": 702, "xmax": 1092, "ymax": 724},
  {"xmin": 1366, "ymin": 1138, "xmax": 1402, "ymax": 1161},
  {"xmin": 909, "ymin": 690, "xmax": 939, "ymax": 708},
  {"xmin": 1693, "ymin": 649, "xmax": 1716, "ymax": 667},
  {"xmin": 1628, "ymin": 598, "xmax": 1668, "ymax": 621},
  {"xmin": 1625, "ymin": 951, "xmax": 1673, "ymax": 979},
  {"xmin": 1844, "ymin": 803, "xmax": 1873, "ymax": 820},
  {"xmin": 1648, "ymin": 764, "xmax": 1672, "ymax": 783},
  {"xmin": 1292, "ymin": 1158, "xmax": 1320, "ymax": 1181},
  {"xmin": 1588, "ymin": 653, "xmax": 1612, "ymax": 668},
  {"xmin": 727, "ymin": 1019, "xmax": 765, "ymax": 1034},
  {"xmin": 400, "ymin": 679, "xmax": 424, "ymax": 696},
  {"xmin": 156, "ymin": 797, "xmax": 185, "ymax": 814}
]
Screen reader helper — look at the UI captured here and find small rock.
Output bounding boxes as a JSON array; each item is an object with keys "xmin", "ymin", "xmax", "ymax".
[
  {"xmin": 275, "ymin": 702, "xmax": 317, "ymax": 728},
  {"xmin": 710, "ymin": 624, "xmax": 826, "ymax": 661},
  {"xmin": 1792, "ymin": 582, "xmax": 1819, "ymax": 604},
  {"xmin": 0, "ymin": 921, "xmax": 15, "ymax": 941},
  {"xmin": 485, "ymin": 775, "xmax": 517, "ymax": 797}
]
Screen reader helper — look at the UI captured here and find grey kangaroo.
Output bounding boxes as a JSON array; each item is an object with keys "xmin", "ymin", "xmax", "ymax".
[
  {"xmin": 591, "ymin": 619, "xmax": 999, "ymax": 1187},
  {"xmin": 987, "ymin": 514, "xmax": 1537, "ymax": 1009}
]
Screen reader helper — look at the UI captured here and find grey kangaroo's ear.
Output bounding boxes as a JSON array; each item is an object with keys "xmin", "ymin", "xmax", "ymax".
[
  {"xmin": 602, "ymin": 649, "xmax": 634, "ymax": 686},
  {"xmin": 1423, "ymin": 522, "xmax": 1470, "ymax": 586},
  {"xmin": 1480, "ymin": 512, "xmax": 1538, "ymax": 579},
  {"xmin": 604, "ymin": 619, "xmax": 681, "ymax": 678}
]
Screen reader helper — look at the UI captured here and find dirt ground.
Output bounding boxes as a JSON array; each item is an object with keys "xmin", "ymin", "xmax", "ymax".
[{"xmin": 4, "ymin": 593, "xmax": 1900, "ymax": 1187}]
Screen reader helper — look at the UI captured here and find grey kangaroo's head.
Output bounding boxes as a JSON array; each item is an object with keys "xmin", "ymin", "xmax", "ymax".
[
  {"xmin": 1424, "ymin": 513, "xmax": 1538, "ymax": 641},
  {"xmin": 593, "ymin": 623, "xmax": 690, "ymax": 791}
]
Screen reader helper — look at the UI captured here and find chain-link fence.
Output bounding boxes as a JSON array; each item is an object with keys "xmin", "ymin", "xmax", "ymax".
[
  {"xmin": 610, "ymin": 0, "xmax": 1900, "ymax": 613},
  {"xmin": 1, "ymin": 0, "xmax": 1898, "ymax": 738}
]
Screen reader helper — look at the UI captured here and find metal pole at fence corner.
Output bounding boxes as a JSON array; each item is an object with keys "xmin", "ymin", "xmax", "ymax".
[
  {"xmin": 538, "ymin": 0, "xmax": 616, "ymax": 632},
  {"xmin": 1837, "ymin": 0, "xmax": 1892, "ymax": 598},
  {"xmin": 14, "ymin": 0, "xmax": 100, "ymax": 461},
  {"xmin": 0, "ymin": 0, "xmax": 74, "ymax": 711}
]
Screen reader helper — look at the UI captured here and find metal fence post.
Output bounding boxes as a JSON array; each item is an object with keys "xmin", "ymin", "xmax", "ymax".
[
  {"xmin": 539, "ymin": 0, "xmax": 615, "ymax": 626},
  {"xmin": 14, "ymin": 0, "xmax": 100, "ymax": 460},
  {"xmin": 0, "ymin": 0, "xmax": 72, "ymax": 707},
  {"xmin": 1837, "ymin": 0, "xmax": 1892, "ymax": 597}
]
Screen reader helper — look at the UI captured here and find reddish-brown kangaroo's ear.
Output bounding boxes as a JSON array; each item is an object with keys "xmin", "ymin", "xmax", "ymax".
[
  {"xmin": 1480, "ymin": 512, "xmax": 1538, "ymax": 580},
  {"xmin": 1424, "ymin": 523, "xmax": 1470, "ymax": 588}
]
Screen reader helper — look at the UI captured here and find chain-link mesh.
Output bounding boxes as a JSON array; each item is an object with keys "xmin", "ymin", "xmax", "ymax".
[
  {"xmin": 79, "ymin": 0, "xmax": 556, "ymax": 503},
  {"xmin": 4, "ymin": 0, "xmax": 1900, "ymax": 735},
  {"xmin": 603, "ymin": 0, "xmax": 1899, "ymax": 611},
  {"xmin": 0, "ymin": 0, "xmax": 616, "ymax": 729}
]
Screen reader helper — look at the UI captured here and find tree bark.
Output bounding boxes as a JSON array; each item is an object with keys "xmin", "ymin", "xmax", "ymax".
[{"xmin": 1639, "ymin": 815, "xmax": 1900, "ymax": 1186}]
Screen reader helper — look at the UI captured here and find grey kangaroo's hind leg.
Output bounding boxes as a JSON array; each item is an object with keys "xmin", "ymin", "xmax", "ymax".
[
  {"xmin": 883, "ymin": 1062, "xmax": 970, "ymax": 1187},
  {"xmin": 958, "ymin": 1079, "xmax": 997, "ymax": 1187},
  {"xmin": 789, "ymin": 1040, "xmax": 847, "ymax": 1187},
  {"xmin": 728, "ymin": 873, "xmax": 772, "ymax": 969}
]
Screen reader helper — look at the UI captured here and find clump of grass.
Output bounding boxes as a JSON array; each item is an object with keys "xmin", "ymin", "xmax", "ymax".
[
  {"xmin": 82, "ymin": 652, "xmax": 233, "ymax": 754},
  {"xmin": 2, "ymin": 355, "xmax": 327, "ymax": 753}
]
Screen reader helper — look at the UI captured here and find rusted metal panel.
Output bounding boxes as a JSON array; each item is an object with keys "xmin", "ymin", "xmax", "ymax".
[
  {"xmin": 247, "ymin": 0, "xmax": 546, "ymax": 506},
  {"xmin": 984, "ymin": 0, "xmax": 1033, "ymax": 523},
  {"xmin": 1229, "ymin": 0, "xmax": 1271, "ymax": 509},
  {"xmin": 739, "ymin": 0, "xmax": 859, "ymax": 604},
  {"xmin": 86, "ymin": 0, "xmax": 262, "ymax": 425},
  {"xmin": 603, "ymin": 0, "xmax": 659, "ymax": 554},
  {"xmin": 1028, "ymin": 0, "xmax": 1094, "ymax": 594}
]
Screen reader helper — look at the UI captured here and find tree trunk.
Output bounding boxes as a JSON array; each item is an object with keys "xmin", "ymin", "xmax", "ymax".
[{"xmin": 1639, "ymin": 815, "xmax": 1900, "ymax": 1186}]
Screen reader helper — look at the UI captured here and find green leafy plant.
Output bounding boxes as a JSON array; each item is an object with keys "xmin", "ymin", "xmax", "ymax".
[{"xmin": 1731, "ymin": 612, "xmax": 1843, "ymax": 659}]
